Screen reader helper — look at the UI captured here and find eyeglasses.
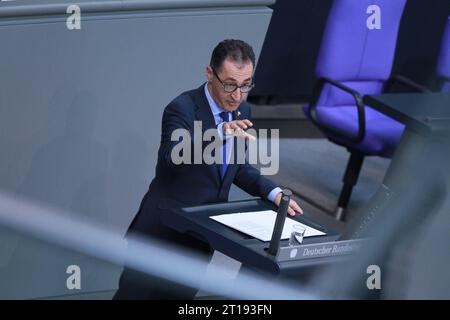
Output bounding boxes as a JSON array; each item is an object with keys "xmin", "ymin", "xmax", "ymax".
[{"xmin": 211, "ymin": 67, "xmax": 255, "ymax": 93}]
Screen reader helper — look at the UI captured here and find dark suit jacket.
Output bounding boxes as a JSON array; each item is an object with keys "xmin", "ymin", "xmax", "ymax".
[{"xmin": 127, "ymin": 84, "xmax": 277, "ymax": 244}]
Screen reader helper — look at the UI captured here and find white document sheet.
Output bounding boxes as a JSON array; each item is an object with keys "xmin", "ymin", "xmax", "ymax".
[{"xmin": 211, "ymin": 210, "xmax": 326, "ymax": 242}]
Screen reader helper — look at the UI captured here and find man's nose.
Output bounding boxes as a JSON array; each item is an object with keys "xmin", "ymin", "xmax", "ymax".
[{"xmin": 231, "ymin": 88, "xmax": 242, "ymax": 101}]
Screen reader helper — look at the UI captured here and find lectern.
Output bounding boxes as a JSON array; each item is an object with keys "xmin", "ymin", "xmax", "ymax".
[{"xmin": 161, "ymin": 198, "xmax": 366, "ymax": 276}]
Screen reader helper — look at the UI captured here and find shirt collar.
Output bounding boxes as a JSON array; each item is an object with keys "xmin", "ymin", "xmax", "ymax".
[{"xmin": 204, "ymin": 82, "xmax": 226, "ymax": 116}]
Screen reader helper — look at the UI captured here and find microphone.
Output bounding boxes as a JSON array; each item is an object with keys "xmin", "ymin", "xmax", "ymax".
[{"xmin": 267, "ymin": 189, "xmax": 292, "ymax": 256}]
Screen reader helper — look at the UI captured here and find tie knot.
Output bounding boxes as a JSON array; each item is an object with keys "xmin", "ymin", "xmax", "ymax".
[{"xmin": 219, "ymin": 111, "xmax": 230, "ymax": 122}]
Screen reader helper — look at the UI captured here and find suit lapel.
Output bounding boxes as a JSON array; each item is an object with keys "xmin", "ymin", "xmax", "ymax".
[
  {"xmin": 193, "ymin": 84, "xmax": 216, "ymax": 132},
  {"xmin": 193, "ymin": 84, "xmax": 223, "ymax": 181}
]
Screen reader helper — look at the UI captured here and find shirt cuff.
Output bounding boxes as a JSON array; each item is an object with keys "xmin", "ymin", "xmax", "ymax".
[{"xmin": 267, "ymin": 187, "xmax": 283, "ymax": 203}]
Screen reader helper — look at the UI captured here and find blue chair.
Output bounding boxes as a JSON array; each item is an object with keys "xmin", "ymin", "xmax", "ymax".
[
  {"xmin": 437, "ymin": 17, "xmax": 450, "ymax": 92},
  {"xmin": 303, "ymin": 0, "xmax": 429, "ymax": 220}
]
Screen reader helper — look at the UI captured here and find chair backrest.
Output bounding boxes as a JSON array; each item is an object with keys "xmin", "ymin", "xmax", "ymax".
[
  {"xmin": 437, "ymin": 17, "xmax": 450, "ymax": 92},
  {"xmin": 316, "ymin": 0, "xmax": 407, "ymax": 106}
]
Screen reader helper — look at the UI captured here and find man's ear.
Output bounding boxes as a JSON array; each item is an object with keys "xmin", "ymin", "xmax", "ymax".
[{"xmin": 206, "ymin": 66, "xmax": 213, "ymax": 83}]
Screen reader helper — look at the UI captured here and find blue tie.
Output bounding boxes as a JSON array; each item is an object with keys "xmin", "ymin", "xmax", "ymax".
[{"xmin": 219, "ymin": 111, "xmax": 230, "ymax": 178}]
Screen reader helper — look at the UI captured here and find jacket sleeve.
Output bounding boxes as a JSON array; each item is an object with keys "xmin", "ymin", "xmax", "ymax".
[
  {"xmin": 233, "ymin": 161, "xmax": 278, "ymax": 199},
  {"xmin": 158, "ymin": 97, "xmax": 196, "ymax": 172}
]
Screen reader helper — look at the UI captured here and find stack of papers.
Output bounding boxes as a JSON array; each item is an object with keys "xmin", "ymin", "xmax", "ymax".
[{"xmin": 211, "ymin": 210, "xmax": 326, "ymax": 242}]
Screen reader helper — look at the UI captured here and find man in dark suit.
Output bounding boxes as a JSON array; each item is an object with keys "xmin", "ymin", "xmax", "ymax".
[{"xmin": 114, "ymin": 39, "xmax": 303, "ymax": 299}]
